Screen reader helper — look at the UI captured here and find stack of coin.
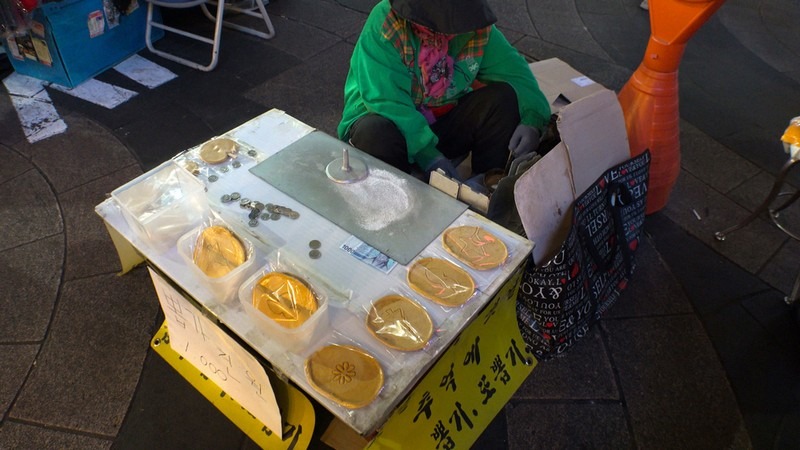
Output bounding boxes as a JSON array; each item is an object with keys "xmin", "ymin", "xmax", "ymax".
[
  {"xmin": 305, "ymin": 344, "xmax": 384, "ymax": 409},
  {"xmin": 407, "ymin": 257, "xmax": 475, "ymax": 306},
  {"xmin": 252, "ymin": 273, "xmax": 319, "ymax": 329},
  {"xmin": 366, "ymin": 294, "xmax": 433, "ymax": 351},
  {"xmin": 442, "ymin": 225, "xmax": 508, "ymax": 270},
  {"xmin": 192, "ymin": 226, "xmax": 247, "ymax": 278}
]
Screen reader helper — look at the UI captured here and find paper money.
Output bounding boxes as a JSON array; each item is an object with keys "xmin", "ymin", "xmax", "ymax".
[{"xmin": 340, "ymin": 235, "xmax": 397, "ymax": 274}]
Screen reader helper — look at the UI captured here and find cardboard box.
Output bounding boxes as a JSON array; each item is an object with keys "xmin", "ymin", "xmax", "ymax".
[
  {"xmin": 514, "ymin": 90, "xmax": 630, "ymax": 264},
  {"xmin": 429, "ymin": 58, "xmax": 612, "ymax": 220},
  {"xmin": 2, "ymin": 0, "xmax": 161, "ymax": 88},
  {"xmin": 429, "ymin": 58, "xmax": 630, "ymax": 265},
  {"xmin": 530, "ymin": 57, "xmax": 606, "ymax": 113}
]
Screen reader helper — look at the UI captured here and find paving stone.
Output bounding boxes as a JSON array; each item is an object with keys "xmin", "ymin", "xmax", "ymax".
[
  {"xmin": 0, "ymin": 421, "xmax": 111, "ymax": 450},
  {"xmin": 527, "ymin": 7, "xmax": 610, "ymax": 62},
  {"xmin": 645, "ymin": 214, "xmax": 768, "ymax": 317},
  {"xmin": 263, "ymin": 14, "xmax": 343, "ymax": 61},
  {"xmin": 579, "ymin": 10, "xmax": 650, "ymax": 70},
  {"xmin": 0, "ymin": 235, "xmax": 64, "ymax": 341},
  {"xmin": 113, "ymin": 349, "xmax": 251, "ymax": 450},
  {"xmin": 513, "ymin": 327, "xmax": 618, "ymax": 400},
  {"xmin": 115, "ymin": 101, "xmax": 214, "ymax": 171},
  {"xmin": 10, "ymin": 269, "xmax": 159, "ymax": 436},
  {"xmin": 268, "ymin": 0, "xmax": 367, "ymax": 38},
  {"xmin": 154, "ymin": 42, "xmax": 300, "ymax": 133},
  {"xmin": 0, "ymin": 87, "xmax": 27, "ymax": 147},
  {"xmin": 245, "ymin": 41, "xmax": 353, "ymax": 136},
  {"xmin": 702, "ymin": 300, "xmax": 800, "ymax": 449},
  {"xmin": 0, "ymin": 344, "xmax": 38, "ymax": 417},
  {"xmin": 664, "ymin": 169, "xmax": 787, "ymax": 274},
  {"xmin": 603, "ymin": 315, "xmax": 751, "ymax": 449},
  {"xmin": 489, "ymin": 0, "xmax": 538, "ymax": 37},
  {"xmin": 16, "ymin": 113, "xmax": 138, "ymax": 194},
  {"xmin": 758, "ymin": 239, "xmax": 800, "ymax": 297},
  {"xmin": 0, "ymin": 169, "xmax": 62, "ymax": 252},
  {"xmin": 740, "ymin": 290, "xmax": 800, "ymax": 351},
  {"xmin": 0, "ymin": 143, "xmax": 32, "ymax": 184},
  {"xmin": 505, "ymin": 401, "xmax": 633, "ymax": 449},
  {"xmin": 515, "ymin": 35, "xmax": 632, "ymax": 91},
  {"xmin": 679, "ymin": 120, "xmax": 761, "ymax": 194},
  {"xmin": 60, "ymin": 164, "xmax": 143, "ymax": 281},
  {"xmin": 720, "ymin": 126, "xmax": 799, "ymax": 185},
  {"xmin": 605, "ymin": 235, "xmax": 694, "ymax": 318}
]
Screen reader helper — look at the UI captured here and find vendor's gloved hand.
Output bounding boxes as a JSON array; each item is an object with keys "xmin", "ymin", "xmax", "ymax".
[
  {"xmin": 424, "ymin": 155, "xmax": 462, "ymax": 181},
  {"xmin": 508, "ymin": 124, "xmax": 541, "ymax": 158}
]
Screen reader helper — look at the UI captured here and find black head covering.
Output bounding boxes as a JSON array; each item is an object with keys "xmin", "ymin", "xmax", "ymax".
[{"xmin": 389, "ymin": 0, "xmax": 497, "ymax": 34}]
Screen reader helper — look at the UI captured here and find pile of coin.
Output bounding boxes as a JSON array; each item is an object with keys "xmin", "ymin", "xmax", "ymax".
[{"xmin": 219, "ymin": 192, "xmax": 301, "ymax": 227}]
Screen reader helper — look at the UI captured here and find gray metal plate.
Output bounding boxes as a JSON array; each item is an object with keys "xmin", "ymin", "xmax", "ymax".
[{"xmin": 249, "ymin": 131, "xmax": 467, "ymax": 265}]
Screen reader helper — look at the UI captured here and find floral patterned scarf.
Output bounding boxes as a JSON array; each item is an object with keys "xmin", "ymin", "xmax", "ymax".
[{"xmin": 412, "ymin": 23, "xmax": 453, "ymax": 99}]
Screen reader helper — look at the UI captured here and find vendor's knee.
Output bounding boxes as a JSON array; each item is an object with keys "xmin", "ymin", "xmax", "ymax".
[{"xmin": 348, "ymin": 114, "xmax": 411, "ymax": 172}]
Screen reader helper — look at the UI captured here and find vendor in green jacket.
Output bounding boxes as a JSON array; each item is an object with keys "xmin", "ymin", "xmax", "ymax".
[{"xmin": 337, "ymin": 0, "xmax": 551, "ymax": 184}]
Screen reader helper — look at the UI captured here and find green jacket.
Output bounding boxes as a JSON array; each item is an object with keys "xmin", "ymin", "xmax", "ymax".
[{"xmin": 337, "ymin": 0, "xmax": 551, "ymax": 169}]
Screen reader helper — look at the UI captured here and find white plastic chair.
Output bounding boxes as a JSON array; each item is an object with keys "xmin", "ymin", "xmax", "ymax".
[{"xmin": 145, "ymin": 0, "xmax": 275, "ymax": 72}]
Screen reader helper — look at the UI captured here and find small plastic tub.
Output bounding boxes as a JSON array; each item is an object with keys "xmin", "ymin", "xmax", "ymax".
[
  {"xmin": 177, "ymin": 221, "xmax": 256, "ymax": 304},
  {"xmin": 111, "ymin": 160, "xmax": 209, "ymax": 250},
  {"xmin": 238, "ymin": 265, "xmax": 330, "ymax": 352}
]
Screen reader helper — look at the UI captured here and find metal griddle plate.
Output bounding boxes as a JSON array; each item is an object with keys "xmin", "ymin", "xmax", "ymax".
[{"xmin": 249, "ymin": 131, "xmax": 467, "ymax": 265}]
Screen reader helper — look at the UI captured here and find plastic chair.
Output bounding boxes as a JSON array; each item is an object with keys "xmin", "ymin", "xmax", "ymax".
[{"xmin": 145, "ymin": 0, "xmax": 275, "ymax": 72}]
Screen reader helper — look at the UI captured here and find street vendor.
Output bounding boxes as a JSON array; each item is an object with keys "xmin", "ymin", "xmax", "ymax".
[{"xmin": 337, "ymin": 0, "xmax": 551, "ymax": 187}]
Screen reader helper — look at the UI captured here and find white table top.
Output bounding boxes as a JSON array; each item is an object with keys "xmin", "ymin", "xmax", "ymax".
[{"xmin": 96, "ymin": 109, "xmax": 533, "ymax": 434}]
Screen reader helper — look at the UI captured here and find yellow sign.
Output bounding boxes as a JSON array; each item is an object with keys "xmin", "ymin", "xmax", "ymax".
[{"xmin": 367, "ymin": 270, "xmax": 537, "ymax": 449}]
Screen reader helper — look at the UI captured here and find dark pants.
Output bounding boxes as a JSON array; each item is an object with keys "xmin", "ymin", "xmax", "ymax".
[{"xmin": 347, "ymin": 82, "xmax": 521, "ymax": 175}]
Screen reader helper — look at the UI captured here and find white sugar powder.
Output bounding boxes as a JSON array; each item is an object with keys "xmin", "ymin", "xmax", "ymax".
[{"xmin": 335, "ymin": 168, "xmax": 413, "ymax": 231}]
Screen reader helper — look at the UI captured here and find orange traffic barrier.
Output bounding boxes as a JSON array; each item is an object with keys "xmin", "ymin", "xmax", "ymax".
[{"xmin": 618, "ymin": 0, "xmax": 726, "ymax": 214}]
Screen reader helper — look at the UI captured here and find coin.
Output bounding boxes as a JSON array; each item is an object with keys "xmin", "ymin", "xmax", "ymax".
[
  {"xmin": 199, "ymin": 138, "xmax": 237, "ymax": 164},
  {"xmin": 221, "ymin": 194, "xmax": 232, "ymax": 203},
  {"xmin": 407, "ymin": 257, "xmax": 475, "ymax": 307},
  {"xmin": 248, "ymin": 219, "xmax": 259, "ymax": 227},
  {"xmin": 305, "ymin": 344, "xmax": 384, "ymax": 409},
  {"xmin": 366, "ymin": 294, "xmax": 433, "ymax": 351},
  {"xmin": 247, "ymin": 149, "xmax": 258, "ymax": 157},
  {"xmin": 261, "ymin": 213, "xmax": 270, "ymax": 221},
  {"xmin": 230, "ymin": 192, "xmax": 241, "ymax": 201},
  {"xmin": 208, "ymin": 174, "xmax": 218, "ymax": 182},
  {"xmin": 270, "ymin": 213, "xmax": 280, "ymax": 220},
  {"xmin": 308, "ymin": 249, "xmax": 321, "ymax": 259},
  {"xmin": 442, "ymin": 226, "xmax": 508, "ymax": 270},
  {"xmin": 252, "ymin": 272, "xmax": 319, "ymax": 329},
  {"xmin": 232, "ymin": 161, "xmax": 242, "ymax": 169},
  {"xmin": 309, "ymin": 240, "xmax": 321, "ymax": 249},
  {"xmin": 183, "ymin": 160, "xmax": 200, "ymax": 175},
  {"xmin": 192, "ymin": 226, "xmax": 247, "ymax": 278}
]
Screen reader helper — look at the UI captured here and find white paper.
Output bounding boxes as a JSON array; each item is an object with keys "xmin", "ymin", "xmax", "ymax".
[
  {"xmin": 571, "ymin": 75, "xmax": 595, "ymax": 87},
  {"xmin": 114, "ymin": 54, "xmax": 177, "ymax": 89},
  {"xmin": 50, "ymin": 78, "xmax": 137, "ymax": 109},
  {"xmin": 148, "ymin": 268, "xmax": 282, "ymax": 438}
]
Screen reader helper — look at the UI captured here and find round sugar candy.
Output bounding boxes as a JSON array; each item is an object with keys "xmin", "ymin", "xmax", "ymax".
[
  {"xmin": 199, "ymin": 138, "xmax": 237, "ymax": 164},
  {"xmin": 252, "ymin": 273, "xmax": 318, "ymax": 329},
  {"xmin": 192, "ymin": 226, "xmax": 247, "ymax": 278},
  {"xmin": 305, "ymin": 344, "xmax": 384, "ymax": 409},
  {"xmin": 442, "ymin": 225, "xmax": 508, "ymax": 270},
  {"xmin": 366, "ymin": 294, "xmax": 433, "ymax": 351},
  {"xmin": 407, "ymin": 257, "xmax": 475, "ymax": 307}
]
